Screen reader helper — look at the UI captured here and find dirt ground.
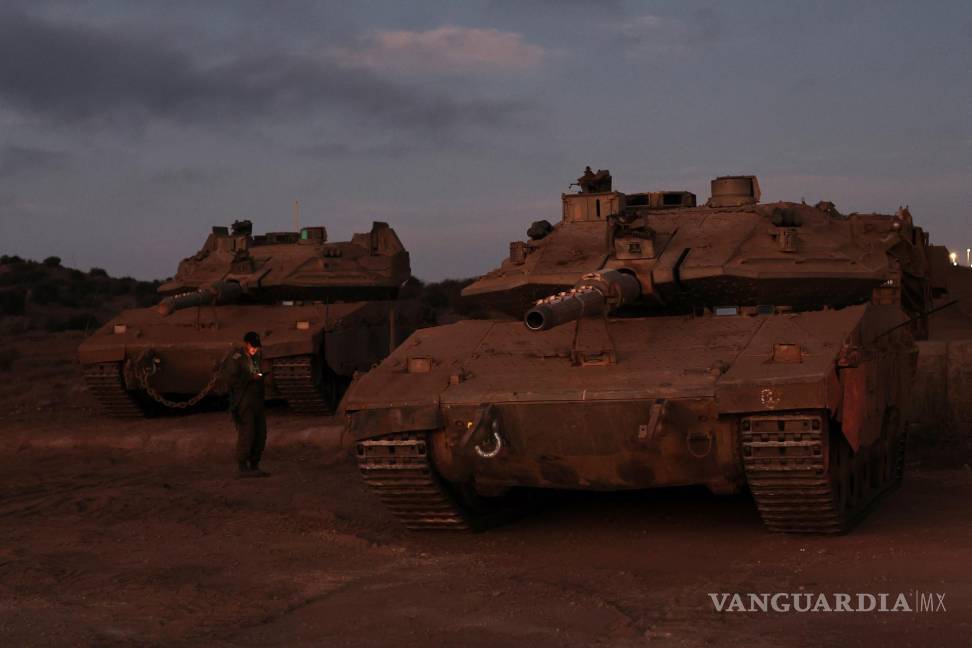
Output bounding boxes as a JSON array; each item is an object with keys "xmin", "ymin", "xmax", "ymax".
[
  {"xmin": 1, "ymin": 334, "xmax": 971, "ymax": 646},
  {"xmin": 1, "ymin": 413, "xmax": 970, "ymax": 647}
]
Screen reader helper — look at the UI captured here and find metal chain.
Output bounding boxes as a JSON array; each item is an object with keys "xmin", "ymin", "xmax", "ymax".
[{"xmin": 137, "ymin": 361, "xmax": 222, "ymax": 409}]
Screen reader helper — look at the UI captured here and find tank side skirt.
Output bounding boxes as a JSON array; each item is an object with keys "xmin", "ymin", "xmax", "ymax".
[
  {"xmin": 82, "ymin": 362, "xmax": 146, "ymax": 418},
  {"xmin": 355, "ymin": 433, "xmax": 471, "ymax": 531},
  {"xmin": 741, "ymin": 410, "xmax": 905, "ymax": 534},
  {"xmin": 271, "ymin": 355, "xmax": 334, "ymax": 415}
]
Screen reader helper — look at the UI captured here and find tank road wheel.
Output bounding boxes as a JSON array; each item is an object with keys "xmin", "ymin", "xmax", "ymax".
[
  {"xmin": 83, "ymin": 362, "xmax": 147, "ymax": 418},
  {"xmin": 355, "ymin": 432, "xmax": 527, "ymax": 532},
  {"xmin": 271, "ymin": 354, "xmax": 346, "ymax": 415},
  {"xmin": 741, "ymin": 409, "xmax": 905, "ymax": 534}
]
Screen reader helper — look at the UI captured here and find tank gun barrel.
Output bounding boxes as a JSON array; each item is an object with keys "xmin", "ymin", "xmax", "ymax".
[
  {"xmin": 524, "ymin": 269, "xmax": 641, "ymax": 331},
  {"xmin": 157, "ymin": 281, "xmax": 244, "ymax": 316}
]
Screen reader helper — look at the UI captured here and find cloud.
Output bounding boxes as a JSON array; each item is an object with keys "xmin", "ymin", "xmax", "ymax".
[
  {"xmin": 0, "ymin": 145, "xmax": 69, "ymax": 179},
  {"xmin": 150, "ymin": 167, "xmax": 217, "ymax": 186},
  {"xmin": 301, "ymin": 141, "xmax": 424, "ymax": 159},
  {"xmin": 611, "ymin": 9, "xmax": 722, "ymax": 58},
  {"xmin": 0, "ymin": 10, "xmax": 529, "ymax": 133},
  {"xmin": 334, "ymin": 26, "xmax": 547, "ymax": 75},
  {"xmin": 487, "ymin": 0, "xmax": 625, "ymax": 14}
]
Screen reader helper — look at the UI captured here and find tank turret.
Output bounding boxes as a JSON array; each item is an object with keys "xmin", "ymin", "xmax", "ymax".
[
  {"xmin": 158, "ymin": 221, "xmax": 411, "ymax": 303},
  {"xmin": 464, "ymin": 170, "xmax": 933, "ymax": 328}
]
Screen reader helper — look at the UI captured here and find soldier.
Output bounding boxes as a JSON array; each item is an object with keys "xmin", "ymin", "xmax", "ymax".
[{"xmin": 223, "ymin": 331, "xmax": 269, "ymax": 478}]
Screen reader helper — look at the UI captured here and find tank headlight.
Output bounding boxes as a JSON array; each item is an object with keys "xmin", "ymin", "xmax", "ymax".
[
  {"xmin": 296, "ymin": 320, "xmax": 310, "ymax": 331},
  {"xmin": 113, "ymin": 324, "xmax": 127, "ymax": 334}
]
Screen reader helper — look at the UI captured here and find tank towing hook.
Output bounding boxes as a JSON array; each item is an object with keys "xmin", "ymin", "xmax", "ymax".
[{"xmin": 461, "ymin": 405, "xmax": 505, "ymax": 459}]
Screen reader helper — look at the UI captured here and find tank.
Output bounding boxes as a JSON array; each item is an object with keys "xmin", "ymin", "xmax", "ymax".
[
  {"xmin": 79, "ymin": 220, "xmax": 419, "ymax": 416},
  {"xmin": 343, "ymin": 168, "xmax": 940, "ymax": 534},
  {"xmin": 907, "ymin": 248, "xmax": 972, "ymax": 444}
]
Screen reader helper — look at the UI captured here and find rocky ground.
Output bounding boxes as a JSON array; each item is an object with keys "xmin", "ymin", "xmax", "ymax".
[{"xmin": 1, "ymin": 332, "xmax": 971, "ymax": 647}]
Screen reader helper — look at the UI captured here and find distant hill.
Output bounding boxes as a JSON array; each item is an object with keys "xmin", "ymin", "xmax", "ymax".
[{"xmin": 0, "ymin": 255, "xmax": 161, "ymax": 335}]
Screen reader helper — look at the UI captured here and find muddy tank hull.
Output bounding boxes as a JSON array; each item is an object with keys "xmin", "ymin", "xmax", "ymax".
[
  {"xmin": 346, "ymin": 303, "xmax": 913, "ymax": 533},
  {"xmin": 79, "ymin": 300, "xmax": 420, "ymax": 416},
  {"xmin": 908, "ymin": 264, "xmax": 972, "ymax": 440}
]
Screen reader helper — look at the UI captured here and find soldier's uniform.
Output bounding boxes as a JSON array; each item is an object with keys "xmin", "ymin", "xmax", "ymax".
[{"xmin": 223, "ymin": 347, "xmax": 267, "ymax": 475}]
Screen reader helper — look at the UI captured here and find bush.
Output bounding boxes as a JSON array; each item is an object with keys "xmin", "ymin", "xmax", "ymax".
[
  {"xmin": 0, "ymin": 266, "xmax": 44, "ymax": 286},
  {"xmin": 69, "ymin": 269, "xmax": 86, "ymax": 281},
  {"xmin": 66, "ymin": 313, "xmax": 100, "ymax": 331},
  {"xmin": 45, "ymin": 313, "xmax": 100, "ymax": 332},
  {"xmin": 0, "ymin": 254, "xmax": 24, "ymax": 265},
  {"xmin": 0, "ymin": 289, "xmax": 26, "ymax": 316},
  {"xmin": 30, "ymin": 280, "xmax": 60, "ymax": 304},
  {"xmin": 111, "ymin": 278, "xmax": 135, "ymax": 296},
  {"xmin": 135, "ymin": 281, "xmax": 161, "ymax": 307},
  {"xmin": 0, "ymin": 348, "xmax": 20, "ymax": 372},
  {"xmin": 135, "ymin": 291, "xmax": 160, "ymax": 308},
  {"xmin": 0, "ymin": 317, "xmax": 29, "ymax": 335},
  {"xmin": 89, "ymin": 267, "xmax": 108, "ymax": 277},
  {"xmin": 57, "ymin": 292, "xmax": 81, "ymax": 309},
  {"xmin": 43, "ymin": 256, "xmax": 62, "ymax": 267},
  {"xmin": 418, "ymin": 278, "xmax": 476, "ymax": 311}
]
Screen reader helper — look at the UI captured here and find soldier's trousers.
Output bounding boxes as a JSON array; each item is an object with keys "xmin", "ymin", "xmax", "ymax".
[{"xmin": 233, "ymin": 405, "xmax": 267, "ymax": 466}]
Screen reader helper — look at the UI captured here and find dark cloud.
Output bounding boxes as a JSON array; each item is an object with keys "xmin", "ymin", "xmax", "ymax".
[
  {"xmin": 0, "ymin": 9, "xmax": 527, "ymax": 133},
  {"xmin": 301, "ymin": 142, "xmax": 420, "ymax": 159},
  {"xmin": 150, "ymin": 167, "xmax": 218, "ymax": 186},
  {"xmin": 0, "ymin": 145, "xmax": 69, "ymax": 179},
  {"xmin": 487, "ymin": 0, "xmax": 625, "ymax": 12}
]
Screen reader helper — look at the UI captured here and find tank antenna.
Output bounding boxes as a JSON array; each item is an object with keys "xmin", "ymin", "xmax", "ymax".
[{"xmin": 293, "ymin": 200, "xmax": 301, "ymax": 232}]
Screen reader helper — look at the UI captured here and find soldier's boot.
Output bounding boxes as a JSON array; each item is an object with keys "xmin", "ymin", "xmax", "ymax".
[
  {"xmin": 249, "ymin": 461, "xmax": 271, "ymax": 478},
  {"xmin": 238, "ymin": 461, "xmax": 259, "ymax": 478}
]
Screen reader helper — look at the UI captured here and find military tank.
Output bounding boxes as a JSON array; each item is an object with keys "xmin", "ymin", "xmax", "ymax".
[
  {"xmin": 79, "ymin": 220, "xmax": 419, "ymax": 416},
  {"xmin": 344, "ymin": 168, "xmax": 941, "ymax": 534}
]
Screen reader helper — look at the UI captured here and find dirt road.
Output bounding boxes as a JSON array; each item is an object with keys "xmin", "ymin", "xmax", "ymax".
[{"xmin": 2, "ymin": 408, "xmax": 970, "ymax": 647}]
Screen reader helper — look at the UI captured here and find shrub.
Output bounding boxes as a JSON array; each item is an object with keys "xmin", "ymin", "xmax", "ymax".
[
  {"xmin": 0, "ymin": 289, "xmax": 26, "ymax": 316},
  {"xmin": 57, "ymin": 292, "xmax": 81, "ymax": 308},
  {"xmin": 111, "ymin": 278, "xmax": 135, "ymax": 296},
  {"xmin": 0, "ymin": 254, "xmax": 24, "ymax": 265},
  {"xmin": 66, "ymin": 313, "xmax": 100, "ymax": 331},
  {"xmin": 135, "ymin": 281, "xmax": 161, "ymax": 307},
  {"xmin": 30, "ymin": 280, "xmax": 60, "ymax": 304},
  {"xmin": 0, "ymin": 266, "xmax": 44, "ymax": 286},
  {"xmin": 44, "ymin": 313, "xmax": 100, "ymax": 332},
  {"xmin": 0, "ymin": 348, "xmax": 20, "ymax": 372},
  {"xmin": 43, "ymin": 256, "xmax": 62, "ymax": 267},
  {"xmin": 135, "ymin": 291, "xmax": 160, "ymax": 307},
  {"xmin": 89, "ymin": 267, "xmax": 108, "ymax": 277}
]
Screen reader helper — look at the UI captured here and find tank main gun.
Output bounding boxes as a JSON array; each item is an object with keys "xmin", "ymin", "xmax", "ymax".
[
  {"xmin": 157, "ymin": 280, "xmax": 244, "ymax": 316},
  {"xmin": 524, "ymin": 269, "xmax": 641, "ymax": 331}
]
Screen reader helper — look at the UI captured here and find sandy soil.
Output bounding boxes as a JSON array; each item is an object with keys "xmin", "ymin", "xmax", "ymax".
[
  {"xmin": 1, "ymin": 417, "xmax": 970, "ymax": 647},
  {"xmin": 2, "ymin": 332, "xmax": 971, "ymax": 646}
]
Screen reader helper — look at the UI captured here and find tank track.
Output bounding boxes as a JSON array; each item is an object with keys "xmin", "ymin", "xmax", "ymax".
[
  {"xmin": 356, "ymin": 433, "xmax": 471, "ymax": 531},
  {"xmin": 741, "ymin": 411, "xmax": 903, "ymax": 534},
  {"xmin": 82, "ymin": 362, "xmax": 146, "ymax": 418},
  {"xmin": 271, "ymin": 355, "xmax": 334, "ymax": 415}
]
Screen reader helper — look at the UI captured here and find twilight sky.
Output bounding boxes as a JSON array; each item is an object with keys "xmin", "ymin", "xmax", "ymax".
[{"xmin": 1, "ymin": 0, "xmax": 970, "ymax": 280}]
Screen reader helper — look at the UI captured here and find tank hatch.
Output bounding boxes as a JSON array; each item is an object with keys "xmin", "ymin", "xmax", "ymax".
[{"xmin": 709, "ymin": 175, "xmax": 761, "ymax": 207}]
